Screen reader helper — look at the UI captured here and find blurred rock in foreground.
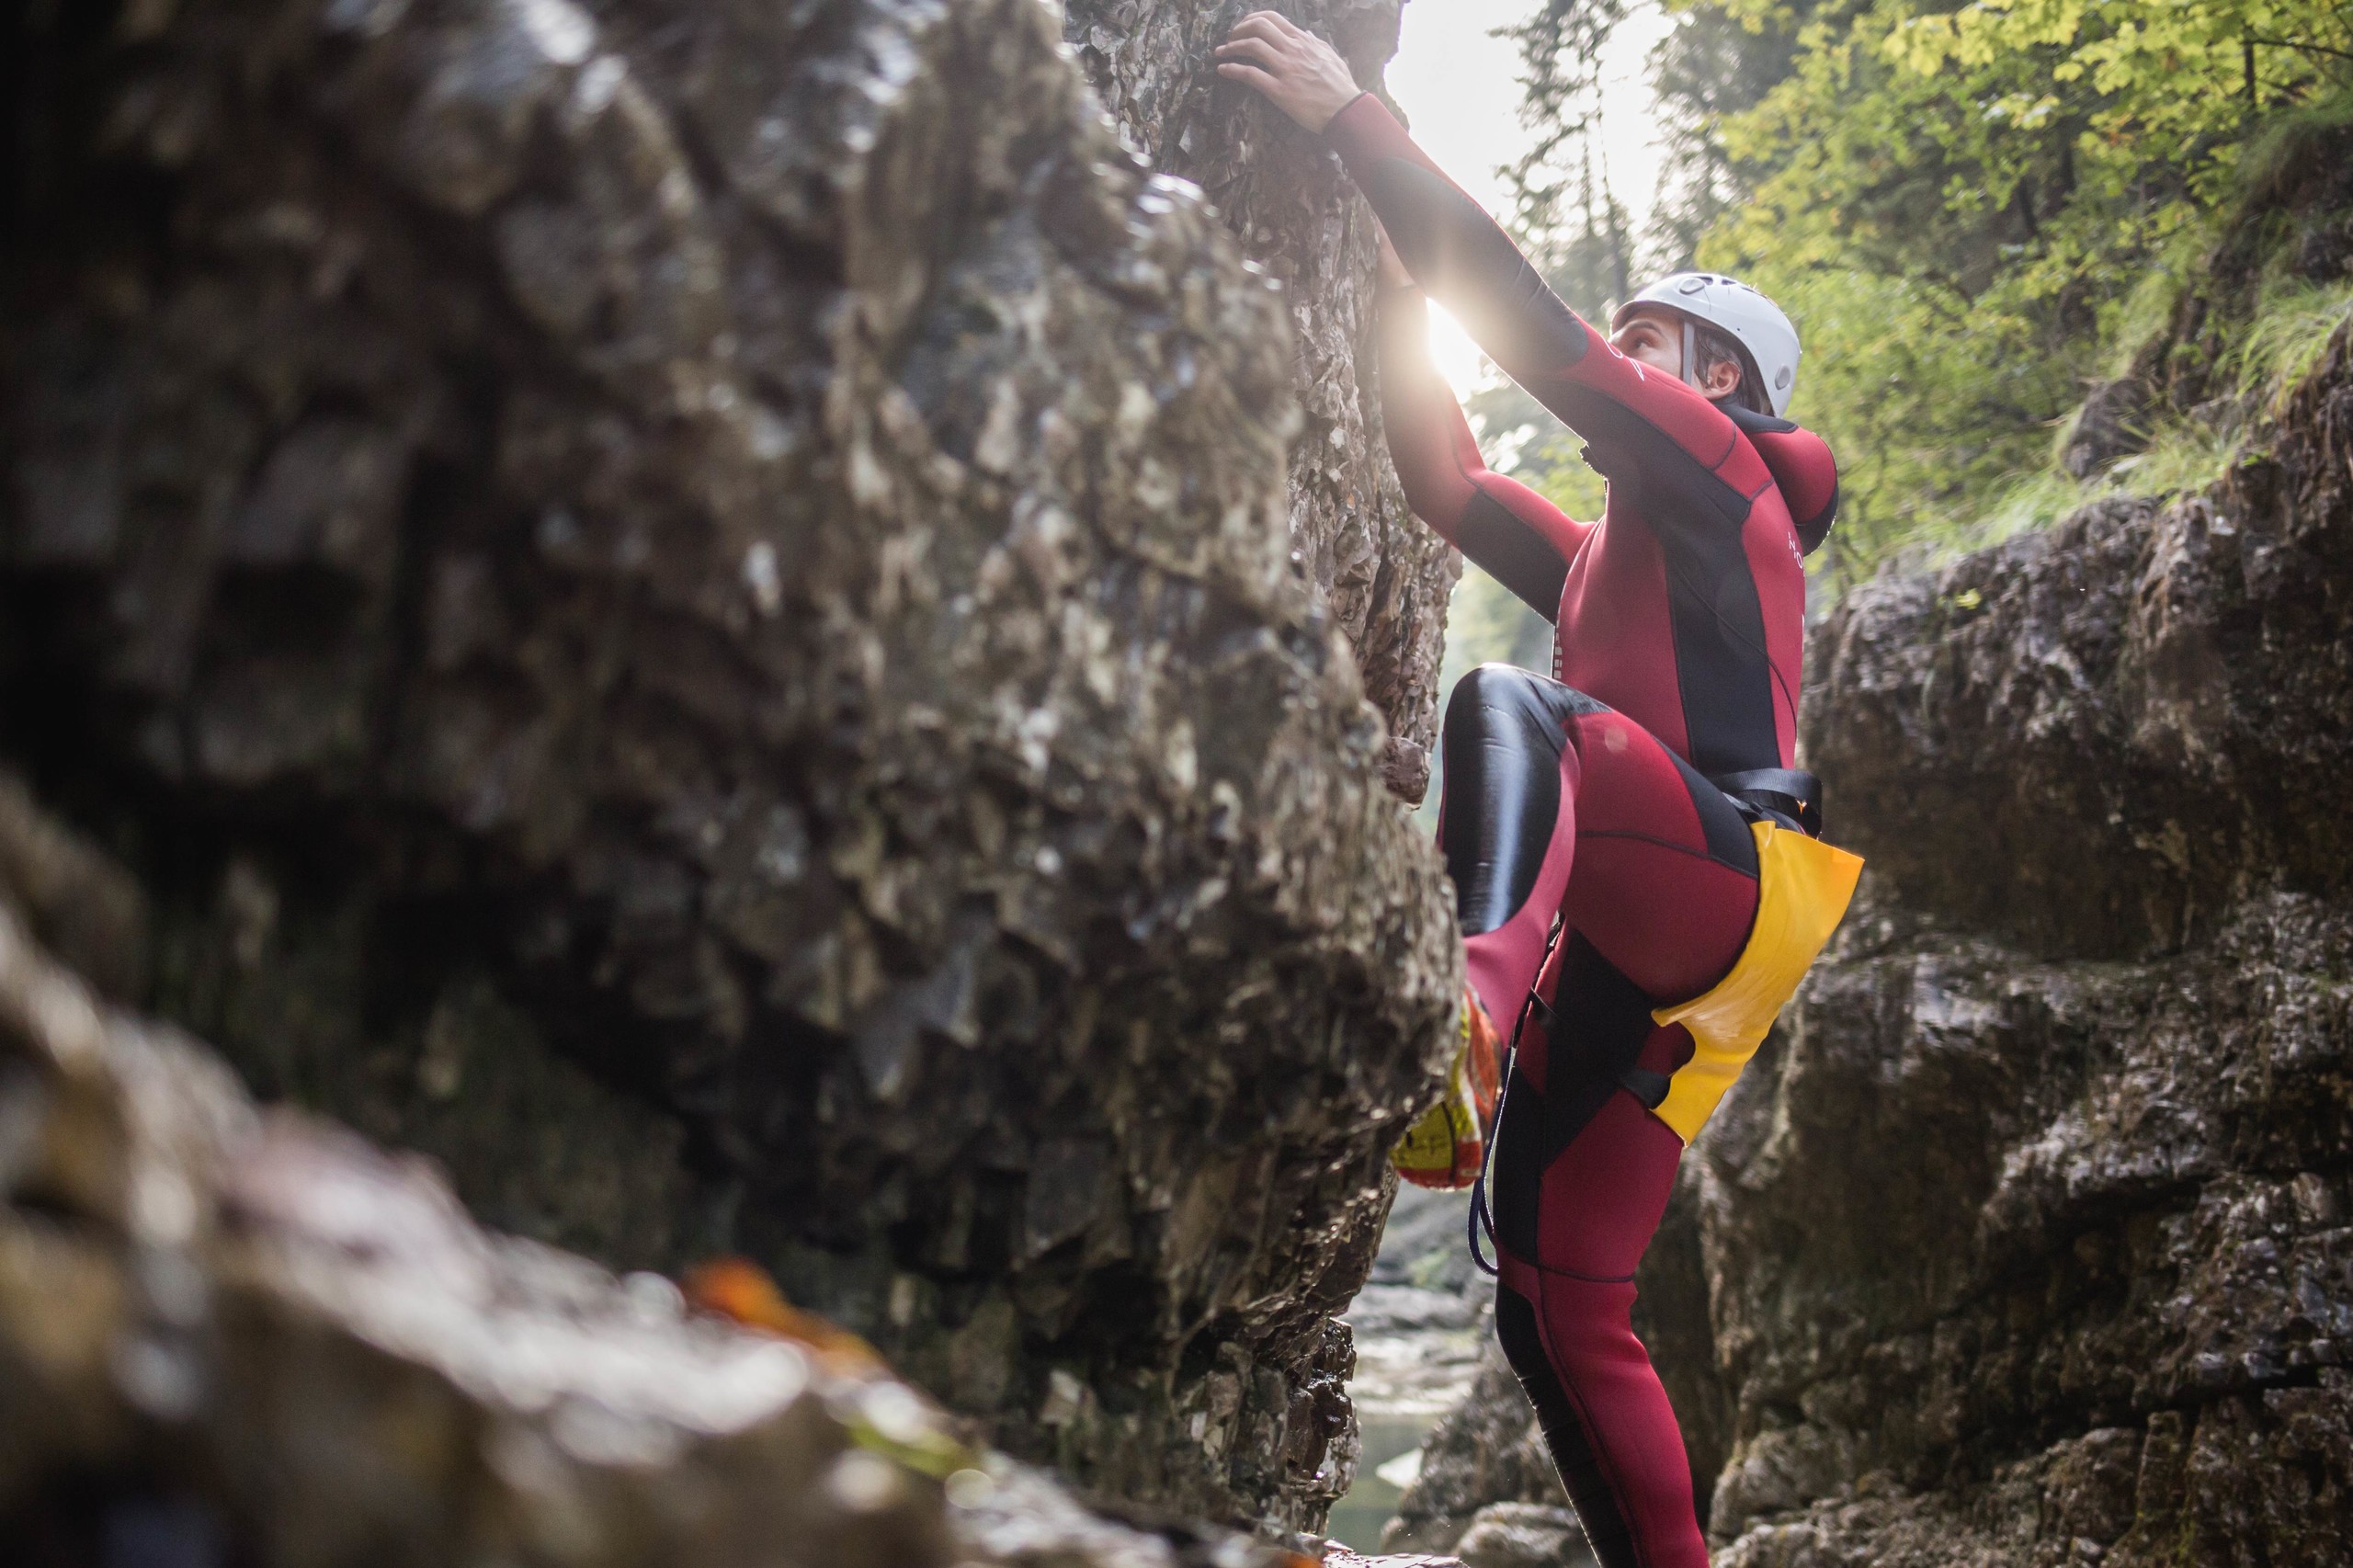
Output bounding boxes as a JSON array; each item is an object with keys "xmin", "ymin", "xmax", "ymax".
[{"xmin": 0, "ymin": 862, "xmax": 1324, "ymax": 1568}]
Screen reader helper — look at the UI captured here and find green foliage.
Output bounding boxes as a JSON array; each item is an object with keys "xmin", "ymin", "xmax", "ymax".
[
  {"xmin": 1498, "ymin": 0, "xmax": 1642, "ymax": 237},
  {"xmin": 1972, "ymin": 421, "xmax": 2239, "ymax": 546},
  {"xmin": 2100, "ymin": 224, "xmax": 2207, "ymax": 378},
  {"xmin": 1446, "ymin": 565, "xmax": 1556, "ymax": 679},
  {"xmin": 2105, "ymin": 422, "xmax": 2244, "ymax": 499},
  {"xmin": 2228, "ymin": 277, "xmax": 2353, "ymax": 408},
  {"xmin": 1499, "ymin": 0, "xmax": 2353, "ymax": 583},
  {"xmin": 1745, "ymin": 262, "xmax": 2071, "ymax": 578},
  {"xmin": 1968, "ymin": 284, "xmax": 2351, "ymax": 548},
  {"xmin": 1521, "ymin": 431, "xmax": 1608, "ymax": 524}
]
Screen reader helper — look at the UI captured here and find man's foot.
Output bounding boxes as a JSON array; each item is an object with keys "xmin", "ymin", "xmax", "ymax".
[{"xmin": 1390, "ymin": 984, "xmax": 1503, "ymax": 1190}]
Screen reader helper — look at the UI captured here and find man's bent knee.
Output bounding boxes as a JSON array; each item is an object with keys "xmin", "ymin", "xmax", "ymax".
[{"xmin": 1446, "ymin": 664, "xmax": 1610, "ymax": 745}]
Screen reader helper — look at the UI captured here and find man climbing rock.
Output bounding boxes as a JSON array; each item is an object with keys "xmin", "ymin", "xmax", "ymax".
[{"xmin": 1217, "ymin": 15, "xmax": 1861, "ymax": 1568}]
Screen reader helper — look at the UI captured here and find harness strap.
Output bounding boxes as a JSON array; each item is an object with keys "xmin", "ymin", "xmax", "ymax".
[
  {"xmin": 1709, "ymin": 767, "xmax": 1824, "ymax": 838},
  {"xmin": 1617, "ymin": 1066, "xmax": 1671, "ymax": 1109},
  {"xmin": 1468, "ymin": 921, "xmax": 1565, "ymax": 1278},
  {"xmin": 1467, "ymin": 1084, "xmax": 1505, "ymax": 1277}
]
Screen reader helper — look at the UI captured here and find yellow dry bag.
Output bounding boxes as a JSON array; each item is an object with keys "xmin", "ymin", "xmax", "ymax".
[{"xmin": 1648, "ymin": 820, "xmax": 1863, "ymax": 1143}]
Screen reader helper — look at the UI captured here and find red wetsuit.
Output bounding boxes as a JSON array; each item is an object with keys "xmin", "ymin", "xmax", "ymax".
[{"xmin": 1327, "ymin": 95, "xmax": 1838, "ymax": 1568}]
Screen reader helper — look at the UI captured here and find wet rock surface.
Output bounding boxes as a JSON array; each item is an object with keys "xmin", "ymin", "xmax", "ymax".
[
  {"xmin": 1388, "ymin": 328, "xmax": 2353, "ymax": 1563},
  {"xmin": 1, "ymin": 0, "xmax": 1461, "ymax": 1534},
  {"xmin": 1688, "ymin": 324, "xmax": 2353, "ymax": 1567}
]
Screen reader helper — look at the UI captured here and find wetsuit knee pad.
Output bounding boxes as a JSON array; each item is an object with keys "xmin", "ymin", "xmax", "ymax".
[
  {"xmin": 1442, "ymin": 667, "xmax": 1613, "ymax": 934},
  {"xmin": 1444, "ymin": 663, "xmax": 1611, "ymax": 741}
]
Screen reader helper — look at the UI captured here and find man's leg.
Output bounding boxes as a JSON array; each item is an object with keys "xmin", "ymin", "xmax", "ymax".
[
  {"xmin": 1435, "ymin": 664, "xmax": 1597, "ymax": 1027},
  {"xmin": 1435, "ymin": 661, "xmax": 1757, "ymax": 1019},
  {"xmin": 1438, "ymin": 664, "xmax": 1759, "ymax": 1568},
  {"xmin": 1494, "ymin": 1085, "xmax": 1703, "ymax": 1568}
]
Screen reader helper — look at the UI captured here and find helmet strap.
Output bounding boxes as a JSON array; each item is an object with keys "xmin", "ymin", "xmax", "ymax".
[{"xmin": 1680, "ymin": 319, "xmax": 1702, "ymax": 396}]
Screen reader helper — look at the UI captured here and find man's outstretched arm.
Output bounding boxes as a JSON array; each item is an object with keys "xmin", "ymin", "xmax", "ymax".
[
  {"xmin": 1216, "ymin": 14, "xmax": 1742, "ymax": 470},
  {"xmin": 1328, "ymin": 95, "xmax": 1597, "ymax": 393},
  {"xmin": 1379, "ymin": 278, "xmax": 1585, "ymax": 619}
]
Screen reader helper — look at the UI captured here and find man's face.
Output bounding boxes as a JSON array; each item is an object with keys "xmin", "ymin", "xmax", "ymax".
[
  {"xmin": 1610, "ymin": 307, "xmax": 1684, "ymax": 376},
  {"xmin": 1610, "ymin": 306, "xmax": 1745, "ymax": 400}
]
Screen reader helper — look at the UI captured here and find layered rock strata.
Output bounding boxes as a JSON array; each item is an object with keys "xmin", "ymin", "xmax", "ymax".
[{"xmin": 2, "ymin": 0, "xmax": 1460, "ymax": 1531}]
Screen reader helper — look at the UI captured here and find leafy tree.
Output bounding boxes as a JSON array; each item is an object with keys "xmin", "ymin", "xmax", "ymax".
[{"xmin": 1492, "ymin": 0, "xmax": 2353, "ymax": 581}]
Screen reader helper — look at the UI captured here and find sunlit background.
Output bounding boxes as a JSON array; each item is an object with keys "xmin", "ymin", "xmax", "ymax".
[{"xmin": 1387, "ymin": 0, "xmax": 1671, "ymax": 398}]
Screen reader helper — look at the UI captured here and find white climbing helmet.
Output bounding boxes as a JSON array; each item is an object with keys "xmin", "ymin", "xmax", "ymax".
[{"xmin": 1613, "ymin": 272, "xmax": 1802, "ymax": 416}]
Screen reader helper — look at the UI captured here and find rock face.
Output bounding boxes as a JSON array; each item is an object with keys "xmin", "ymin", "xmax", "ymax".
[
  {"xmin": 1450, "ymin": 1502, "xmax": 1591, "ymax": 1568},
  {"xmin": 1065, "ymin": 0, "xmax": 1454, "ymax": 801},
  {"xmin": 1689, "ymin": 322, "xmax": 2353, "ymax": 1567},
  {"xmin": 1386, "ymin": 250, "xmax": 2353, "ymax": 1567},
  {"xmin": 2, "ymin": 0, "xmax": 1460, "ymax": 1534}
]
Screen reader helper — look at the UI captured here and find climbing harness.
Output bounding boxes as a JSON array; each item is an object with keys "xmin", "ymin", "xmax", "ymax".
[
  {"xmin": 1709, "ymin": 767, "xmax": 1824, "ymax": 838},
  {"xmin": 1465, "ymin": 778, "xmax": 1861, "ymax": 1268}
]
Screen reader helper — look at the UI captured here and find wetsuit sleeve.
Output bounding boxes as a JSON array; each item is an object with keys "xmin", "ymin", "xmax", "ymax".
[
  {"xmin": 1379, "ymin": 285, "xmax": 1586, "ymax": 619},
  {"xmin": 1326, "ymin": 95, "xmax": 1741, "ymax": 478},
  {"xmin": 1745, "ymin": 420, "xmax": 1841, "ymax": 553}
]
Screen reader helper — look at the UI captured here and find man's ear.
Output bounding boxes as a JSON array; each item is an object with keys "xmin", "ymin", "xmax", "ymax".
[{"xmin": 1702, "ymin": 357, "xmax": 1745, "ymax": 400}]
